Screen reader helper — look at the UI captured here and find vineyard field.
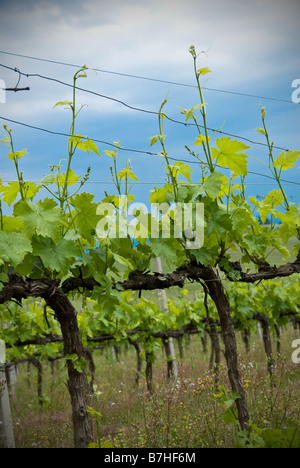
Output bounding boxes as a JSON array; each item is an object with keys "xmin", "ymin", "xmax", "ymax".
[
  {"xmin": 9, "ymin": 328, "xmax": 300, "ymax": 448},
  {"xmin": 1, "ymin": 48, "xmax": 299, "ymax": 448}
]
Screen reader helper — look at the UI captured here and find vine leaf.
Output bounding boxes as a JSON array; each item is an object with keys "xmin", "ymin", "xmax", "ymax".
[
  {"xmin": 32, "ymin": 236, "xmax": 79, "ymax": 275},
  {"xmin": 0, "ymin": 231, "xmax": 32, "ymax": 266},
  {"xmin": 13, "ymin": 198, "xmax": 65, "ymax": 241},
  {"xmin": 273, "ymin": 151, "xmax": 300, "ymax": 171},
  {"xmin": 211, "ymin": 137, "xmax": 249, "ymax": 177},
  {"xmin": 70, "ymin": 192, "xmax": 101, "ymax": 243},
  {"xmin": 0, "ymin": 182, "xmax": 21, "ymax": 206}
]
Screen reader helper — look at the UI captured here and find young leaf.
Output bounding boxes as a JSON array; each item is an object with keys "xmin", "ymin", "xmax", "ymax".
[
  {"xmin": 23, "ymin": 182, "xmax": 39, "ymax": 199},
  {"xmin": 149, "ymin": 184, "xmax": 172, "ymax": 204},
  {"xmin": 103, "ymin": 149, "xmax": 117, "ymax": 158},
  {"xmin": 7, "ymin": 149, "xmax": 27, "ymax": 160},
  {"xmin": 70, "ymin": 192, "xmax": 101, "ymax": 242},
  {"xmin": 274, "ymin": 151, "xmax": 300, "ymax": 171},
  {"xmin": 181, "ymin": 104, "xmax": 206, "ymax": 121},
  {"xmin": 194, "ymin": 134, "xmax": 210, "ymax": 146},
  {"xmin": 84, "ymin": 139, "xmax": 101, "ymax": 156},
  {"xmin": 173, "ymin": 161, "xmax": 194, "ymax": 183},
  {"xmin": 211, "ymin": 137, "xmax": 249, "ymax": 177},
  {"xmin": 149, "ymin": 135, "xmax": 162, "ymax": 146},
  {"xmin": 117, "ymin": 168, "xmax": 138, "ymax": 181},
  {"xmin": 53, "ymin": 100, "xmax": 73, "ymax": 108},
  {"xmin": 198, "ymin": 67, "xmax": 212, "ymax": 75},
  {"xmin": 0, "ymin": 182, "xmax": 21, "ymax": 206},
  {"xmin": 56, "ymin": 169, "xmax": 81, "ymax": 187}
]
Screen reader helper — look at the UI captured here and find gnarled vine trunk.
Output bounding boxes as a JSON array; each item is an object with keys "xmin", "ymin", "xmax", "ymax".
[
  {"xmin": 0, "ymin": 276, "xmax": 93, "ymax": 448},
  {"xmin": 204, "ymin": 267, "xmax": 249, "ymax": 430},
  {"xmin": 45, "ymin": 288, "xmax": 92, "ymax": 448}
]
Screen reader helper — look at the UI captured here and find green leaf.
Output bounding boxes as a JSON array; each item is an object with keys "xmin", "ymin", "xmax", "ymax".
[
  {"xmin": 181, "ymin": 104, "xmax": 206, "ymax": 121},
  {"xmin": 198, "ymin": 67, "xmax": 212, "ymax": 75},
  {"xmin": 211, "ymin": 137, "xmax": 249, "ymax": 177},
  {"xmin": 194, "ymin": 134, "xmax": 210, "ymax": 146},
  {"xmin": 0, "ymin": 182, "xmax": 21, "ymax": 206},
  {"xmin": 23, "ymin": 181, "xmax": 39, "ymax": 199},
  {"xmin": 53, "ymin": 100, "xmax": 73, "ymax": 108},
  {"xmin": 32, "ymin": 236, "xmax": 79, "ymax": 275},
  {"xmin": 202, "ymin": 171, "xmax": 224, "ymax": 198},
  {"xmin": 231, "ymin": 206, "xmax": 258, "ymax": 239},
  {"xmin": 0, "ymin": 272, "xmax": 8, "ymax": 284},
  {"xmin": 86, "ymin": 139, "xmax": 101, "ymax": 156},
  {"xmin": 177, "ymin": 183, "xmax": 200, "ymax": 202},
  {"xmin": 38, "ymin": 174, "xmax": 56, "ymax": 187},
  {"xmin": 173, "ymin": 161, "xmax": 194, "ymax": 183},
  {"xmin": 243, "ymin": 233, "xmax": 269, "ymax": 257},
  {"xmin": 274, "ymin": 151, "xmax": 300, "ymax": 171},
  {"xmin": 56, "ymin": 169, "xmax": 81, "ymax": 187},
  {"xmin": 206, "ymin": 203, "xmax": 233, "ymax": 237},
  {"xmin": 117, "ymin": 168, "xmax": 138, "ymax": 181},
  {"xmin": 0, "ymin": 231, "xmax": 32, "ymax": 266},
  {"xmin": 65, "ymin": 354, "xmax": 87, "ymax": 373},
  {"xmin": 0, "ymin": 137, "xmax": 9, "ymax": 144},
  {"xmin": 264, "ymin": 189, "xmax": 284, "ymax": 207},
  {"xmin": 70, "ymin": 192, "xmax": 101, "ymax": 242},
  {"xmin": 77, "ymin": 138, "xmax": 100, "ymax": 156},
  {"xmin": 7, "ymin": 149, "xmax": 27, "ymax": 160},
  {"xmin": 223, "ymin": 407, "xmax": 239, "ymax": 425},
  {"xmin": 112, "ymin": 252, "xmax": 133, "ymax": 269},
  {"xmin": 149, "ymin": 135, "xmax": 166, "ymax": 146},
  {"xmin": 189, "ymin": 246, "xmax": 216, "ymax": 266},
  {"xmin": 149, "ymin": 184, "xmax": 172, "ymax": 204},
  {"xmin": 14, "ymin": 198, "xmax": 64, "ymax": 241},
  {"xmin": 103, "ymin": 149, "xmax": 116, "ymax": 158},
  {"xmin": 1, "ymin": 215, "xmax": 24, "ymax": 232},
  {"xmin": 150, "ymin": 238, "xmax": 183, "ymax": 269}
]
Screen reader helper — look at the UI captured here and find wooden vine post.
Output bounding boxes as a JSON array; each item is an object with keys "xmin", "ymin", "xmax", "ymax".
[
  {"xmin": 0, "ymin": 340, "xmax": 15, "ymax": 448},
  {"xmin": 154, "ymin": 257, "xmax": 178, "ymax": 380}
]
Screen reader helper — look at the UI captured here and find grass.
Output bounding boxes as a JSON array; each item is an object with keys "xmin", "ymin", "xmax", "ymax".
[{"xmin": 9, "ymin": 326, "xmax": 300, "ymax": 448}]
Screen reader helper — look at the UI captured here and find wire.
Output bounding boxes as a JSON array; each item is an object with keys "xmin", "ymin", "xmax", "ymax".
[
  {"xmin": 0, "ymin": 63, "xmax": 292, "ymax": 152},
  {"xmin": 0, "ymin": 50, "xmax": 293, "ymax": 104},
  {"xmin": 0, "ymin": 179, "xmax": 288, "ymax": 186},
  {"xmin": 0, "ymin": 115, "xmax": 299, "ymax": 186}
]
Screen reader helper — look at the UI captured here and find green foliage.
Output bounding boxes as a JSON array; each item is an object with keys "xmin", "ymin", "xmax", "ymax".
[
  {"xmin": 211, "ymin": 137, "xmax": 249, "ymax": 177},
  {"xmin": 14, "ymin": 198, "xmax": 65, "ymax": 241},
  {"xmin": 237, "ymin": 425, "xmax": 300, "ymax": 448},
  {"xmin": 0, "ymin": 230, "xmax": 32, "ymax": 266},
  {"xmin": 0, "ymin": 48, "xmax": 299, "ymax": 447}
]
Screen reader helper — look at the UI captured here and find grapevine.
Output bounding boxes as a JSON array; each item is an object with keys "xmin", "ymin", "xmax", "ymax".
[{"xmin": 0, "ymin": 47, "xmax": 299, "ymax": 447}]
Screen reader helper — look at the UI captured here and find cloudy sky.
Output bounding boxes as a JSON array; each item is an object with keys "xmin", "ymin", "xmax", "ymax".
[{"xmin": 0, "ymin": 0, "xmax": 299, "ymax": 209}]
